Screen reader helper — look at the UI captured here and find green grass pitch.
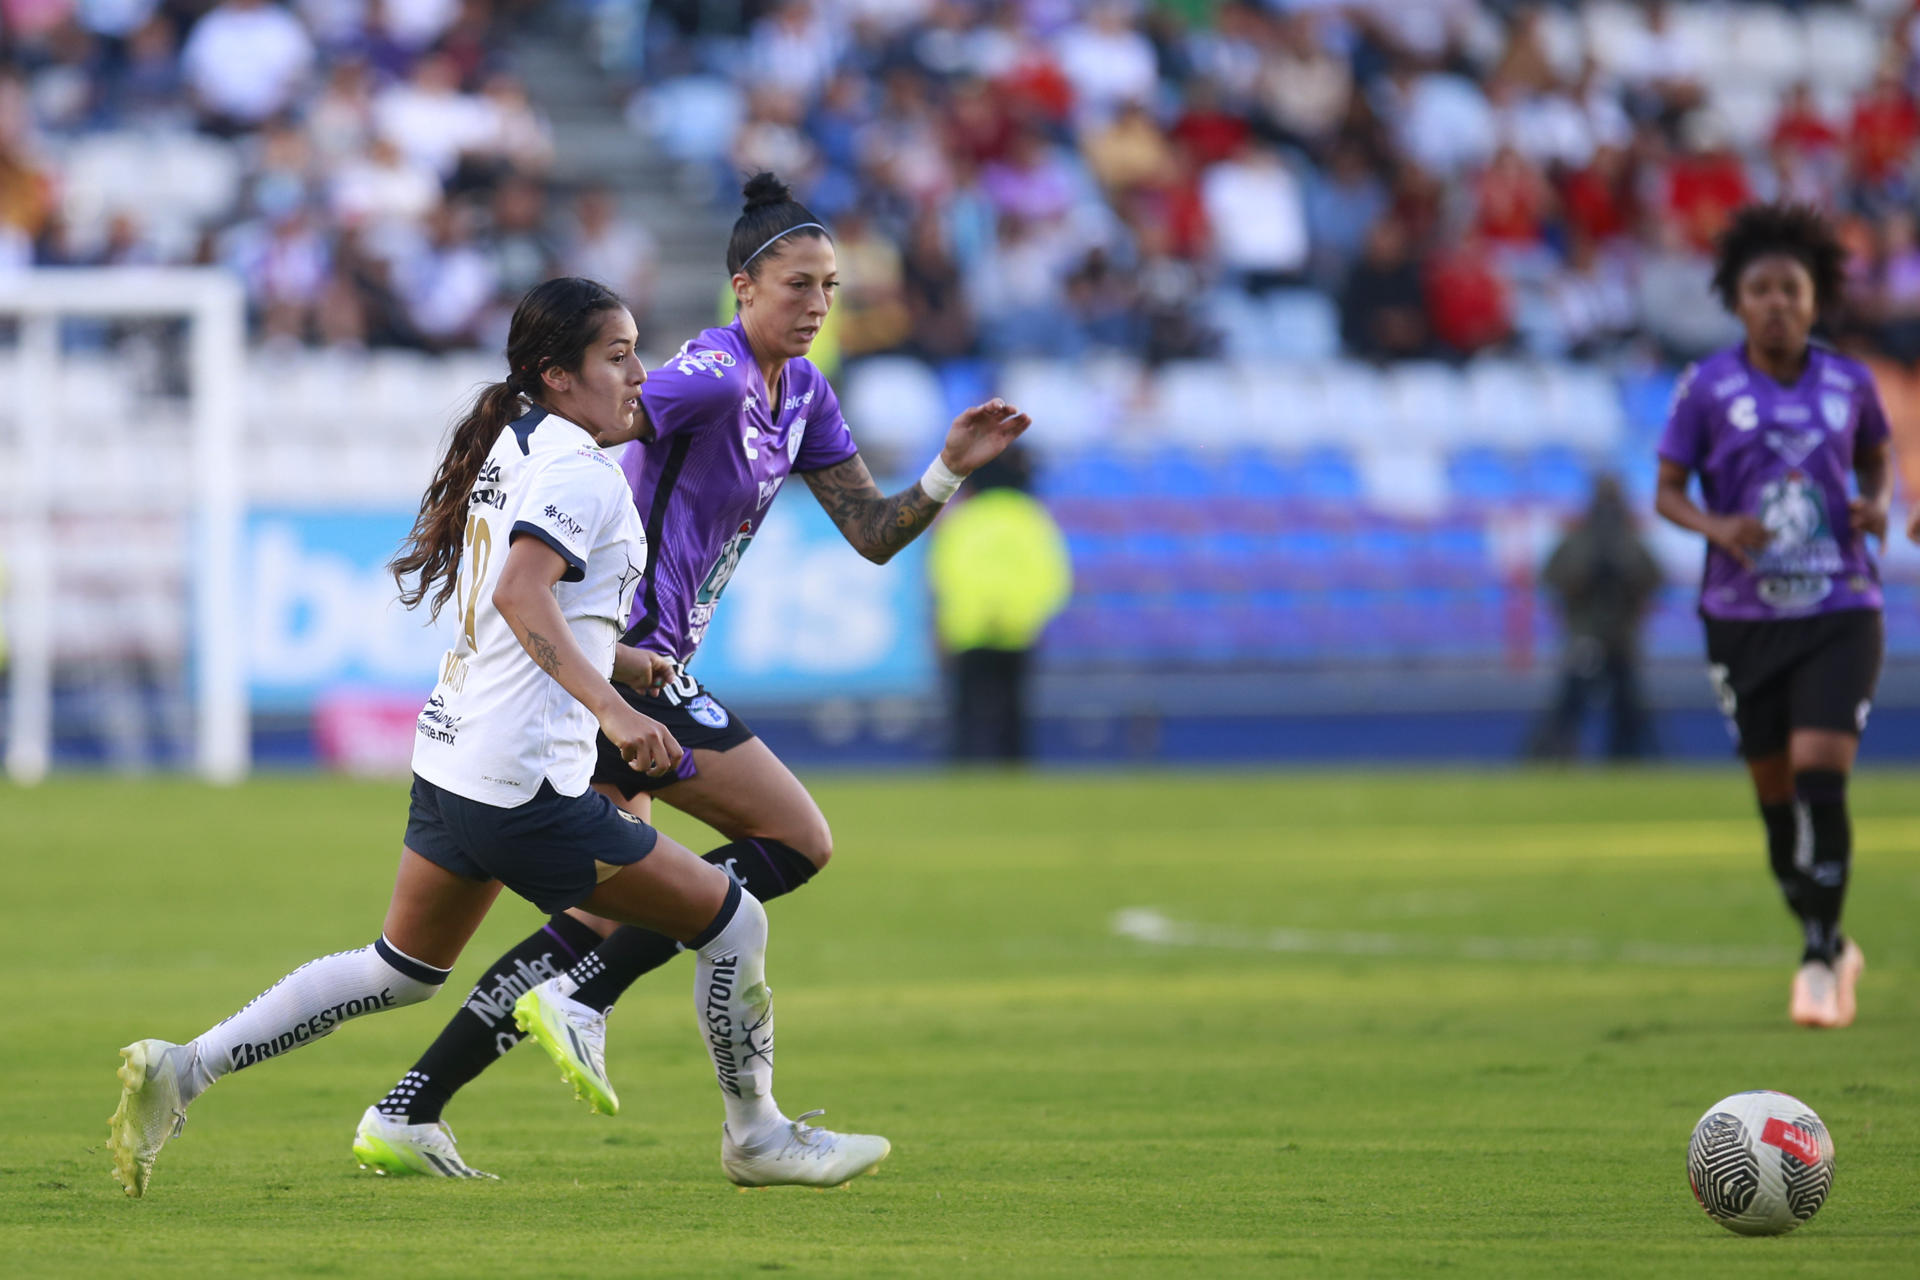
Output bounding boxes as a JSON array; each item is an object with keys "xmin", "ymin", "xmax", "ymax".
[{"xmin": 3, "ymin": 769, "xmax": 1917, "ymax": 1277}]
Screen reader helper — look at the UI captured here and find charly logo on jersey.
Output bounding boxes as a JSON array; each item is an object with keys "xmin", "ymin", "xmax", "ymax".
[
  {"xmin": 686, "ymin": 694, "xmax": 730, "ymax": 729},
  {"xmin": 1727, "ymin": 395, "xmax": 1759, "ymax": 431},
  {"xmin": 1820, "ymin": 393, "xmax": 1851, "ymax": 431},
  {"xmin": 672, "ymin": 346, "xmax": 737, "ymax": 379}
]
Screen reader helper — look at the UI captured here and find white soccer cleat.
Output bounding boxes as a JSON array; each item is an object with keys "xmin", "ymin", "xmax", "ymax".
[
  {"xmin": 1790, "ymin": 960, "xmax": 1841, "ymax": 1029},
  {"xmin": 513, "ymin": 978, "xmax": 618, "ymax": 1115},
  {"xmin": 107, "ymin": 1039, "xmax": 195, "ymax": 1197},
  {"xmin": 351, "ymin": 1106, "xmax": 497, "ymax": 1179},
  {"xmin": 1832, "ymin": 938, "xmax": 1865, "ymax": 1028},
  {"xmin": 721, "ymin": 1110, "xmax": 891, "ymax": 1188}
]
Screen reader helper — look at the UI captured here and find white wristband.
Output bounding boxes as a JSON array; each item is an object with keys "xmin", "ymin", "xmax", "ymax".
[{"xmin": 919, "ymin": 455, "xmax": 965, "ymax": 503}]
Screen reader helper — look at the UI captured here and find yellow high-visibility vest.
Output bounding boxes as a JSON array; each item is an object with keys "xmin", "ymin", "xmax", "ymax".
[{"xmin": 927, "ymin": 490, "xmax": 1072, "ymax": 651}]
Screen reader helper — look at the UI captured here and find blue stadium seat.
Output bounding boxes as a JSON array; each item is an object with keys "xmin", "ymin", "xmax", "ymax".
[
  {"xmin": 1146, "ymin": 447, "xmax": 1222, "ymax": 499},
  {"xmin": 1446, "ymin": 446, "xmax": 1525, "ymax": 506},
  {"xmin": 1349, "ymin": 525, "xmax": 1420, "ymax": 589},
  {"xmin": 1418, "ymin": 522, "xmax": 1494, "ymax": 586},
  {"xmin": 1616, "ymin": 369, "xmax": 1679, "ymax": 438},
  {"xmin": 1525, "ymin": 445, "xmax": 1596, "ymax": 508},
  {"xmin": 1295, "ymin": 447, "xmax": 1363, "ymax": 505}
]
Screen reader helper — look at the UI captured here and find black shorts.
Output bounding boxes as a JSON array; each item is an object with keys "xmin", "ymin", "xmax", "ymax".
[
  {"xmin": 1703, "ymin": 608, "xmax": 1883, "ymax": 760},
  {"xmin": 592, "ymin": 672, "xmax": 756, "ymax": 799},
  {"xmin": 403, "ymin": 774, "xmax": 659, "ymax": 914}
]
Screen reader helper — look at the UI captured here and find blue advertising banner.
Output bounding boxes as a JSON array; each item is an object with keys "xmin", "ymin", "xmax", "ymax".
[
  {"xmin": 242, "ymin": 493, "xmax": 932, "ymax": 714},
  {"xmin": 243, "ymin": 509, "xmax": 451, "ymax": 712}
]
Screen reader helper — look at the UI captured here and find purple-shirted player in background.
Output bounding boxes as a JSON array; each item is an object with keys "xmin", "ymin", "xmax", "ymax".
[
  {"xmin": 355, "ymin": 173, "xmax": 1031, "ymax": 1178},
  {"xmin": 1655, "ymin": 203, "xmax": 1892, "ymax": 1030}
]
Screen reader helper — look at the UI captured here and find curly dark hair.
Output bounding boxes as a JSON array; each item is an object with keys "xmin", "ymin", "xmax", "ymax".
[{"xmin": 1710, "ymin": 202, "xmax": 1848, "ymax": 313}]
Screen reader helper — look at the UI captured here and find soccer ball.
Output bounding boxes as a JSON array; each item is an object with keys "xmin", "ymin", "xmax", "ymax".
[{"xmin": 1687, "ymin": 1091, "xmax": 1835, "ymax": 1236}]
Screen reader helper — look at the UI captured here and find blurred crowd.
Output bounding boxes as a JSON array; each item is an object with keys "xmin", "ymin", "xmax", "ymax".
[
  {"xmin": 15, "ymin": 1, "xmax": 1920, "ymax": 369},
  {"xmin": 628, "ymin": 0, "xmax": 1920, "ymax": 367},
  {"xmin": 0, "ymin": 0, "xmax": 655, "ymax": 349}
]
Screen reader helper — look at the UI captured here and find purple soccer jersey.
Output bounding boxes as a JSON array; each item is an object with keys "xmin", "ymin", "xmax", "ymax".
[
  {"xmin": 619, "ymin": 318, "xmax": 858, "ymax": 664},
  {"xmin": 1658, "ymin": 344, "xmax": 1891, "ymax": 621}
]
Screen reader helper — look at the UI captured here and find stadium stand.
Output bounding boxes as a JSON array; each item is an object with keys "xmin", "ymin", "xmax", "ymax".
[{"xmin": 7, "ymin": 0, "xmax": 1920, "ymax": 687}]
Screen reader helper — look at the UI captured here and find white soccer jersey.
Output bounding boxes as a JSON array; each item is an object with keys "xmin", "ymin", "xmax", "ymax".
[{"xmin": 411, "ymin": 408, "xmax": 646, "ymax": 806}]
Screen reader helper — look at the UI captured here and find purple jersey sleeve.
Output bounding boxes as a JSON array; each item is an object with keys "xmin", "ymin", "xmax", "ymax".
[
  {"xmin": 1656, "ymin": 365, "xmax": 1709, "ymax": 469},
  {"xmin": 791, "ymin": 377, "xmax": 859, "ymax": 473},
  {"xmin": 639, "ymin": 351, "xmax": 738, "ymax": 445}
]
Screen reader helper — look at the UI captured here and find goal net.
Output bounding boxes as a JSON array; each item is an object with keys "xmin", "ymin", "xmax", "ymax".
[{"xmin": 0, "ymin": 268, "xmax": 247, "ymax": 784}]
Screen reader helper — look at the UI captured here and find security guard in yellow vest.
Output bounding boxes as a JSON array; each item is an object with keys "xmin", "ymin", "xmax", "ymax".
[{"xmin": 927, "ymin": 447, "xmax": 1071, "ymax": 760}]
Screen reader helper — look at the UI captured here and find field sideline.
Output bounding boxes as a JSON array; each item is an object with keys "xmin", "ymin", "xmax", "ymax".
[{"xmin": 2, "ymin": 769, "xmax": 1916, "ymax": 1278}]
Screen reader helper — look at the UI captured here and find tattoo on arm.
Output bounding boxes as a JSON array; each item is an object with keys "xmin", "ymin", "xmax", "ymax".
[
  {"xmin": 803, "ymin": 455, "xmax": 945, "ymax": 563},
  {"xmin": 525, "ymin": 628, "xmax": 562, "ymax": 678}
]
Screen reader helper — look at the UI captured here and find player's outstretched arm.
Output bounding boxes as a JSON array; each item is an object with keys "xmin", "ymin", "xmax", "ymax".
[
  {"xmin": 493, "ymin": 537, "xmax": 681, "ymax": 774},
  {"xmin": 803, "ymin": 398, "xmax": 1031, "ymax": 564}
]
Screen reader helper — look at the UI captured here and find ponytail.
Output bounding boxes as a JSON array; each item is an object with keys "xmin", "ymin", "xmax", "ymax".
[
  {"xmin": 391, "ymin": 275, "xmax": 624, "ymax": 619},
  {"xmin": 391, "ymin": 379, "xmax": 526, "ymax": 619}
]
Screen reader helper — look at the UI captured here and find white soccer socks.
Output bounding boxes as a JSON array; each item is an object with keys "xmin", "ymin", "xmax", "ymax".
[
  {"xmin": 187, "ymin": 936, "xmax": 450, "ymax": 1099},
  {"xmin": 692, "ymin": 888, "xmax": 784, "ymax": 1149}
]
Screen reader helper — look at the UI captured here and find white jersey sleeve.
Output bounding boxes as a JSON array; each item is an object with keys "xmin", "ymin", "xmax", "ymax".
[{"xmin": 410, "ymin": 411, "xmax": 647, "ymax": 807}]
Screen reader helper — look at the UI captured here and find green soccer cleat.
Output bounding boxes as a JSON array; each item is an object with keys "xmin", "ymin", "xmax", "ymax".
[
  {"xmin": 721, "ymin": 1110, "xmax": 891, "ymax": 1188},
  {"xmin": 513, "ymin": 978, "xmax": 618, "ymax": 1116},
  {"xmin": 107, "ymin": 1039, "xmax": 195, "ymax": 1198},
  {"xmin": 352, "ymin": 1106, "xmax": 497, "ymax": 1179}
]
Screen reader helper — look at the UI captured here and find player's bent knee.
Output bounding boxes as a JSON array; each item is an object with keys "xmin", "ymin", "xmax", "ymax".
[
  {"xmin": 785, "ymin": 816, "xmax": 833, "ymax": 871},
  {"xmin": 374, "ymin": 936, "xmax": 452, "ymax": 1008},
  {"xmin": 565, "ymin": 907, "xmax": 621, "ymax": 938}
]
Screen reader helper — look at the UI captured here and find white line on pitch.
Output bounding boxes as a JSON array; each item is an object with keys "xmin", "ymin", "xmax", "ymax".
[{"xmin": 1112, "ymin": 909, "xmax": 1785, "ymax": 969}]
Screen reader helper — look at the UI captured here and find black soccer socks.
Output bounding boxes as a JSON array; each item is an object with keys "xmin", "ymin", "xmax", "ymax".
[
  {"xmin": 376, "ymin": 913, "xmax": 603, "ymax": 1124},
  {"xmin": 1791, "ymin": 770, "xmax": 1852, "ymax": 964}
]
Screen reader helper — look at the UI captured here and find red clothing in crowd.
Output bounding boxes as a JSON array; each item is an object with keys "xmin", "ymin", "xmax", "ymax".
[
  {"xmin": 1850, "ymin": 82, "xmax": 1920, "ymax": 181},
  {"xmin": 996, "ymin": 52, "xmax": 1074, "ymax": 124},
  {"xmin": 1475, "ymin": 159, "xmax": 1551, "ymax": 244},
  {"xmin": 1772, "ymin": 101, "xmax": 1840, "ymax": 154},
  {"xmin": 1425, "ymin": 241, "xmax": 1511, "ymax": 355},
  {"xmin": 1561, "ymin": 163, "xmax": 1633, "ymax": 242},
  {"xmin": 1169, "ymin": 106, "xmax": 1251, "ymax": 170},
  {"xmin": 1667, "ymin": 150, "xmax": 1751, "ymax": 249}
]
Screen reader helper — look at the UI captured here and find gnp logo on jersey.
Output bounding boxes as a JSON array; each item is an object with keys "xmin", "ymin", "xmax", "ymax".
[
  {"xmin": 686, "ymin": 694, "xmax": 730, "ymax": 729},
  {"xmin": 1820, "ymin": 393, "xmax": 1851, "ymax": 431}
]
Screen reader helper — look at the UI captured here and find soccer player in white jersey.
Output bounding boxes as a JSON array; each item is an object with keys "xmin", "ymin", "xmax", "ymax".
[
  {"xmin": 106, "ymin": 277, "xmax": 889, "ymax": 1196},
  {"xmin": 356, "ymin": 173, "xmax": 1031, "ymax": 1177}
]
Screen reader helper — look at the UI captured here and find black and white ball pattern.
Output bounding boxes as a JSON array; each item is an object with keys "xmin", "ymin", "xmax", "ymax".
[{"xmin": 1688, "ymin": 1091, "xmax": 1836, "ymax": 1236}]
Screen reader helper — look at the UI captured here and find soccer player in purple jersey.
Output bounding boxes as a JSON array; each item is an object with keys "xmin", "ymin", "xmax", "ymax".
[
  {"xmin": 357, "ymin": 173, "xmax": 1031, "ymax": 1177},
  {"xmin": 109, "ymin": 278, "xmax": 887, "ymax": 1197},
  {"xmin": 1654, "ymin": 203, "xmax": 1892, "ymax": 1030}
]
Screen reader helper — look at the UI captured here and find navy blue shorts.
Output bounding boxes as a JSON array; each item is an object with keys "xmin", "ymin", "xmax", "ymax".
[
  {"xmin": 593, "ymin": 679, "xmax": 756, "ymax": 799},
  {"xmin": 403, "ymin": 775, "xmax": 659, "ymax": 914}
]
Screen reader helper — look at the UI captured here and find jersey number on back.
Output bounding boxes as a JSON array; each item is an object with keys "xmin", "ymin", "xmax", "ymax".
[{"xmin": 458, "ymin": 513, "xmax": 494, "ymax": 648}]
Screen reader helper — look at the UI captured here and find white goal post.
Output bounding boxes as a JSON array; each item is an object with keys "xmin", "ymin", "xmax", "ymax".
[{"xmin": 0, "ymin": 268, "xmax": 248, "ymax": 784}]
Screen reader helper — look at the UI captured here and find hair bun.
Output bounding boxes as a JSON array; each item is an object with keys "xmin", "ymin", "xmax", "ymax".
[{"xmin": 742, "ymin": 172, "xmax": 793, "ymax": 212}]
